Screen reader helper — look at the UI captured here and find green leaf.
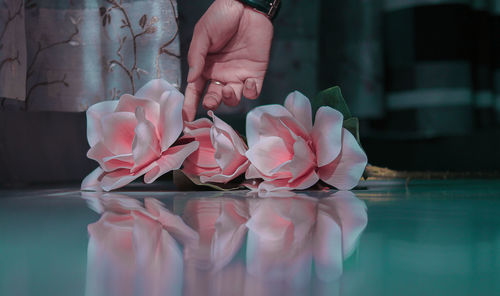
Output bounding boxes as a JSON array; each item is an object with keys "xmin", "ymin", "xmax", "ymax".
[
  {"xmin": 312, "ymin": 86, "xmax": 352, "ymax": 120},
  {"xmin": 173, "ymin": 170, "xmax": 245, "ymax": 191},
  {"xmin": 343, "ymin": 117, "xmax": 361, "ymax": 144}
]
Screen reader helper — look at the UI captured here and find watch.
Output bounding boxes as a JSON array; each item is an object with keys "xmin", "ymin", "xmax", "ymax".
[{"xmin": 237, "ymin": 0, "xmax": 281, "ymax": 20}]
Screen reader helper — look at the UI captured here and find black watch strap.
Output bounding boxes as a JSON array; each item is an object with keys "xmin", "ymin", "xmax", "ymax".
[{"xmin": 237, "ymin": 0, "xmax": 280, "ymax": 20}]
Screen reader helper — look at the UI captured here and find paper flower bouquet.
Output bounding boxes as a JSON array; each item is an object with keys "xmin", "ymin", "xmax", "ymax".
[{"xmin": 82, "ymin": 79, "xmax": 367, "ymax": 193}]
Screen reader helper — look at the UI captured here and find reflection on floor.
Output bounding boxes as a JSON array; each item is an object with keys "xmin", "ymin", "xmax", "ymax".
[{"xmin": 0, "ymin": 179, "xmax": 499, "ymax": 296}]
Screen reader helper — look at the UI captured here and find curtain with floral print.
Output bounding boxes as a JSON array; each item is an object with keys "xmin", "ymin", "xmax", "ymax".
[{"xmin": 0, "ymin": 0, "xmax": 180, "ymax": 111}]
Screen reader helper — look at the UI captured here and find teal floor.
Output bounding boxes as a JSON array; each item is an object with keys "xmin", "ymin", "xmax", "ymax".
[{"xmin": 1, "ymin": 180, "xmax": 499, "ymax": 295}]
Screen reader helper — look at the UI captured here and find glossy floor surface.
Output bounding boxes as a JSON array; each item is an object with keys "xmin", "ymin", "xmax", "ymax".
[{"xmin": 1, "ymin": 180, "xmax": 499, "ymax": 296}]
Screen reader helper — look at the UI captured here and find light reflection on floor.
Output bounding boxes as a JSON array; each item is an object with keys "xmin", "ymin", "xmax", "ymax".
[{"xmin": 1, "ymin": 180, "xmax": 499, "ymax": 295}]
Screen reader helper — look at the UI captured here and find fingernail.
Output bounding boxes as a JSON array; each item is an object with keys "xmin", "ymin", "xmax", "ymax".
[{"xmin": 245, "ymin": 79, "xmax": 255, "ymax": 90}]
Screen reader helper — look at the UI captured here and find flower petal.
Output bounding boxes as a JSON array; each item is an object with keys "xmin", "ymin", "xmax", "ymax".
[
  {"xmin": 81, "ymin": 167, "xmax": 105, "ymax": 191},
  {"xmin": 321, "ymin": 191, "xmax": 368, "ymax": 259},
  {"xmin": 312, "ymin": 106, "xmax": 344, "ymax": 167},
  {"xmin": 101, "ymin": 112, "xmax": 137, "ymax": 155},
  {"xmin": 245, "ymin": 164, "xmax": 264, "ymax": 180},
  {"xmin": 144, "ymin": 141, "xmax": 199, "ymax": 184},
  {"xmin": 209, "ymin": 111, "xmax": 247, "ymax": 155},
  {"xmin": 182, "ymin": 159, "xmax": 221, "ymax": 177},
  {"xmin": 288, "ymin": 132, "xmax": 316, "ymax": 183},
  {"xmin": 184, "ymin": 118, "xmax": 213, "ymax": 132},
  {"xmin": 246, "ymin": 104, "xmax": 293, "ymax": 147},
  {"xmin": 115, "ymin": 94, "xmax": 160, "ymax": 126},
  {"xmin": 318, "ymin": 128, "xmax": 367, "ymax": 190},
  {"xmin": 135, "ymin": 79, "xmax": 179, "ymax": 102},
  {"xmin": 313, "ymin": 204, "xmax": 343, "ymax": 281},
  {"xmin": 284, "ymin": 91, "xmax": 313, "ymax": 132},
  {"xmin": 200, "ymin": 160, "xmax": 250, "ymax": 184},
  {"xmin": 258, "ymin": 168, "xmax": 319, "ymax": 192},
  {"xmin": 182, "ymin": 129, "xmax": 218, "ymax": 168},
  {"xmin": 87, "ymin": 142, "xmax": 133, "ymax": 172},
  {"xmin": 86, "ymin": 100, "xmax": 119, "ymax": 147},
  {"xmin": 100, "ymin": 162, "xmax": 157, "ymax": 191},
  {"xmin": 245, "ymin": 136, "xmax": 292, "ymax": 176},
  {"xmin": 158, "ymin": 89, "xmax": 184, "ymax": 152},
  {"xmin": 130, "ymin": 106, "xmax": 161, "ymax": 173},
  {"xmin": 144, "ymin": 198, "xmax": 199, "ymax": 247}
]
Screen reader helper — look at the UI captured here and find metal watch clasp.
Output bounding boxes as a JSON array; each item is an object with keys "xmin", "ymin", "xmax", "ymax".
[{"xmin": 267, "ymin": 0, "xmax": 280, "ymax": 19}]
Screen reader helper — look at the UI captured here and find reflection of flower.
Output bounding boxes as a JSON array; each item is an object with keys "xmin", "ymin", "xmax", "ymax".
[
  {"xmin": 182, "ymin": 197, "xmax": 249, "ymax": 271},
  {"xmin": 83, "ymin": 190, "xmax": 367, "ymax": 295},
  {"xmin": 245, "ymin": 91, "xmax": 368, "ymax": 192},
  {"xmin": 246, "ymin": 191, "xmax": 367, "ymax": 282},
  {"xmin": 81, "ymin": 79, "xmax": 199, "ymax": 191},
  {"xmin": 182, "ymin": 111, "xmax": 250, "ymax": 184},
  {"xmin": 85, "ymin": 194, "xmax": 197, "ymax": 296}
]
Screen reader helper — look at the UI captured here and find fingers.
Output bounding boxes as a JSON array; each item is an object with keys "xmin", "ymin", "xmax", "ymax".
[
  {"xmin": 242, "ymin": 78, "xmax": 262, "ymax": 100},
  {"xmin": 187, "ymin": 24, "xmax": 210, "ymax": 83},
  {"xmin": 202, "ymin": 81, "xmax": 224, "ymax": 110},
  {"xmin": 183, "ymin": 78, "xmax": 206, "ymax": 121},
  {"xmin": 222, "ymin": 83, "xmax": 243, "ymax": 107}
]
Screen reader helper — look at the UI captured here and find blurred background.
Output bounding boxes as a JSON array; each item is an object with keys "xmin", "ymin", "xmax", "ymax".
[{"xmin": 1, "ymin": 0, "xmax": 499, "ymax": 186}]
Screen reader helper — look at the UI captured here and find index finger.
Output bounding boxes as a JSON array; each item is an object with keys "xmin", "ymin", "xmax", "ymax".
[{"xmin": 182, "ymin": 78, "xmax": 206, "ymax": 121}]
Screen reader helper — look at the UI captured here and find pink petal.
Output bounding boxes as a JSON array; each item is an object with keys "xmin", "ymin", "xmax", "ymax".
[
  {"xmin": 101, "ymin": 112, "xmax": 137, "ymax": 155},
  {"xmin": 200, "ymin": 160, "xmax": 250, "ymax": 183},
  {"xmin": 131, "ymin": 211, "xmax": 184, "ymax": 296},
  {"xmin": 102, "ymin": 153, "xmax": 134, "ymax": 164},
  {"xmin": 245, "ymin": 164, "xmax": 264, "ymax": 180},
  {"xmin": 258, "ymin": 168, "xmax": 319, "ymax": 192},
  {"xmin": 158, "ymin": 89, "xmax": 184, "ymax": 152},
  {"xmin": 182, "ymin": 159, "xmax": 221, "ymax": 177},
  {"xmin": 81, "ymin": 167, "xmax": 105, "ymax": 191},
  {"xmin": 288, "ymin": 167, "xmax": 320, "ymax": 189},
  {"xmin": 182, "ymin": 130, "xmax": 218, "ymax": 168},
  {"xmin": 86, "ymin": 100, "xmax": 119, "ymax": 147},
  {"xmin": 246, "ymin": 104, "xmax": 293, "ymax": 147},
  {"xmin": 212, "ymin": 130, "xmax": 239, "ymax": 172},
  {"xmin": 284, "ymin": 91, "xmax": 313, "ymax": 132},
  {"xmin": 144, "ymin": 141, "xmax": 199, "ymax": 184},
  {"xmin": 184, "ymin": 118, "xmax": 213, "ymax": 132},
  {"xmin": 135, "ymin": 79, "xmax": 179, "ymax": 102},
  {"xmin": 100, "ymin": 162, "xmax": 157, "ymax": 191},
  {"xmin": 313, "ymin": 204, "xmax": 343, "ymax": 281},
  {"xmin": 87, "ymin": 142, "xmax": 133, "ymax": 172},
  {"xmin": 130, "ymin": 107, "xmax": 161, "ymax": 173},
  {"xmin": 211, "ymin": 199, "xmax": 249, "ymax": 271},
  {"xmin": 322, "ymin": 191, "xmax": 367, "ymax": 259},
  {"xmin": 311, "ymin": 106, "xmax": 343, "ymax": 167},
  {"xmin": 245, "ymin": 136, "xmax": 292, "ymax": 176},
  {"xmin": 245, "ymin": 197, "xmax": 315, "ymax": 280},
  {"xmin": 209, "ymin": 111, "xmax": 247, "ymax": 155},
  {"xmin": 144, "ymin": 198, "xmax": 199, "ymax": 246},
  {"xmin": 318, "ymin": 128, "xmax": 368, "ymax": 190},
  {"xmin": 287, "ymin": 133, "xmax": 316, "ymax": 183},
  {"xmin": 115, "ymin": 94, "xmax": 160, "ymax": 126}
]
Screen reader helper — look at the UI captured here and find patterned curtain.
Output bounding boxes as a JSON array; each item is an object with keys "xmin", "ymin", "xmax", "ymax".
[
  {"xmin": 320, "ymin": 0, "xmax": 500, "ymax": 137},
  {"xmin": 0, "ymin": 0, "xmax": 180, "ymax": 111}
]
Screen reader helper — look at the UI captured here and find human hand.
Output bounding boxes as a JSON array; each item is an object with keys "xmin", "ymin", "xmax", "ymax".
[{"xmin": 182, "ymin": 0, "xmax": 274, "ymax": 121}]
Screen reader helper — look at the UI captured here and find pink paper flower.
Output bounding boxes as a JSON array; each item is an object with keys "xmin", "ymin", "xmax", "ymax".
[
  {"xmin": 81, "ymin": 79, "xmax": 199, "ymax": 191},
  {"xmin": 245, "ymin": 91, "xmax": 367, "ymax": 192},
  {"xmin": 181, "ymin": 111, "xmax": 250, "ymax": 183}
]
